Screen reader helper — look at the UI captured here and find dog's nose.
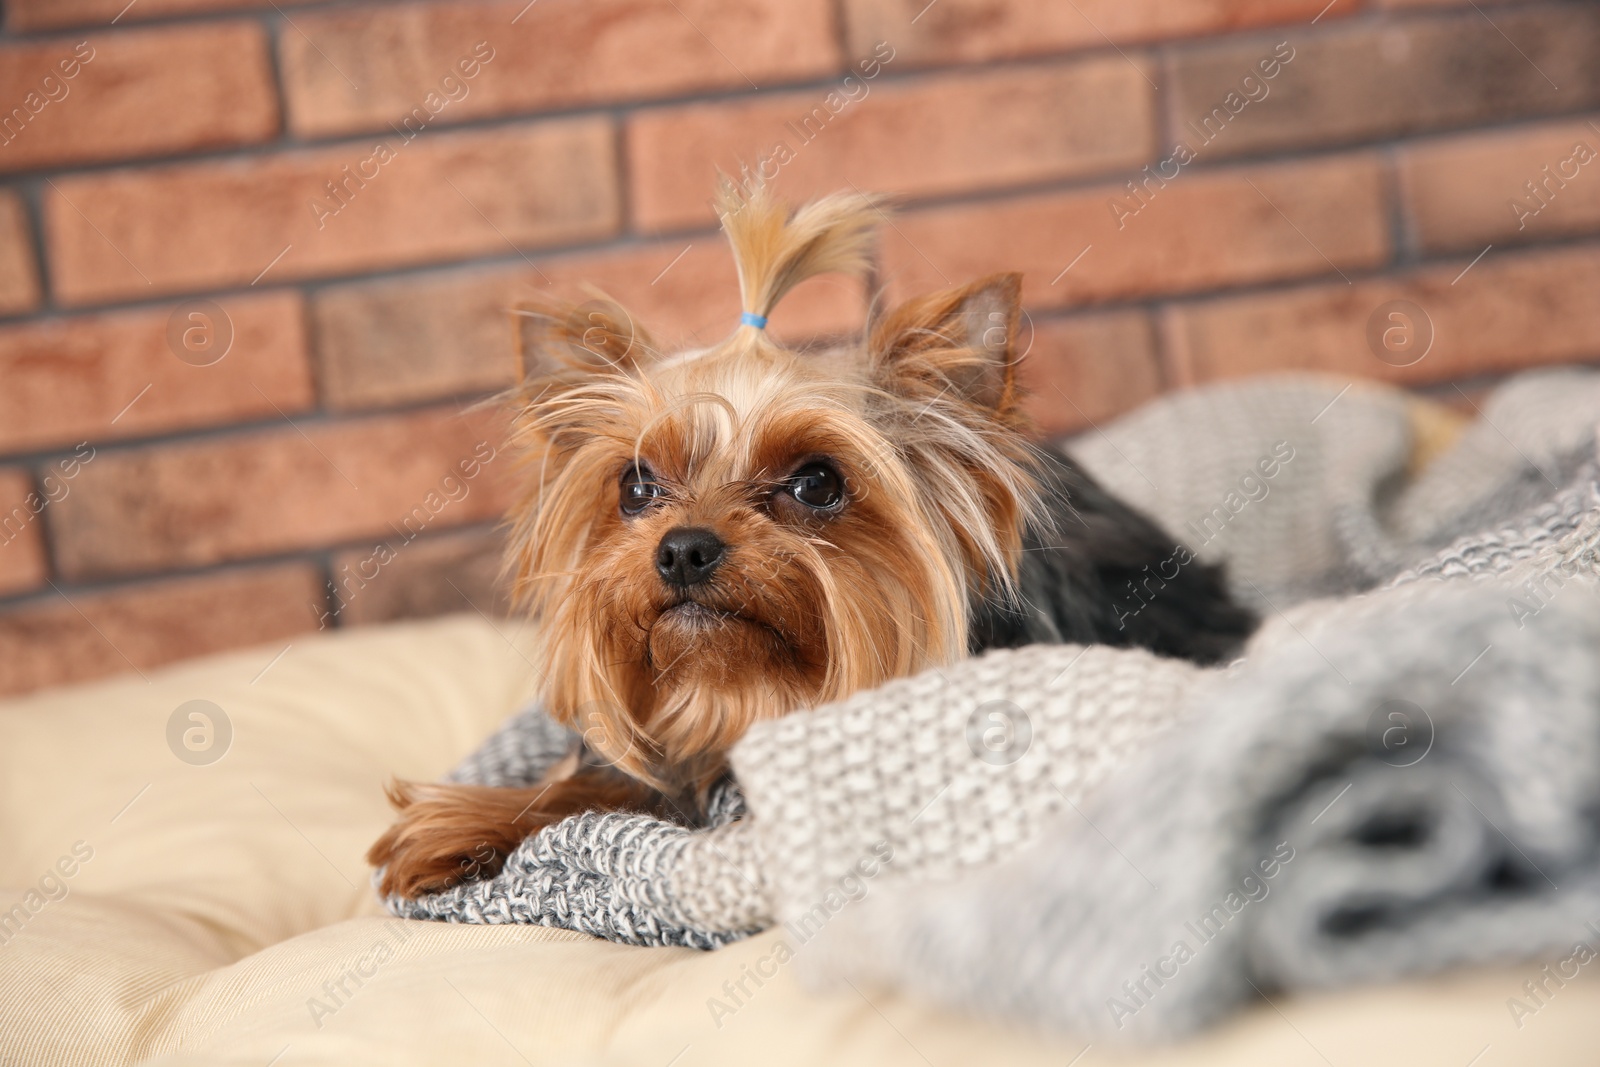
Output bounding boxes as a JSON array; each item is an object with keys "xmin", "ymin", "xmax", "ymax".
[{"xmin": 656, "ymin": 527, "xmax": 726, "ymax": 588}]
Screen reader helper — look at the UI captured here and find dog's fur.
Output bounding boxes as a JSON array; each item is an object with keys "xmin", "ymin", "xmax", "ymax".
[{"xmin": 368, "ymin": 182, "xmax": 1255, "ymax": 898}]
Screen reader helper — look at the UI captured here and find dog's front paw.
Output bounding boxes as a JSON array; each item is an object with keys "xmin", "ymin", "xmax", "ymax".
[{"xmin": 366, "ymin": 780, "xmax": 532, "ymax": 899}]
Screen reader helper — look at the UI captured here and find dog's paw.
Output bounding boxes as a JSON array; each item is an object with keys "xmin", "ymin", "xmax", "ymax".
[
  {"xmin": 366, "ymin": 780, "xmax": 531, "ymax": 899},
  {"xmin": 366, "ymin": 764, "xmax": 683, "ymax": 898}
]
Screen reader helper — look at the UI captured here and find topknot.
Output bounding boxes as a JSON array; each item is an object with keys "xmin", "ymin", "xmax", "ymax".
[{"xmin": 715, "ymin": 177, "xmax": 884, "ymax": 333}]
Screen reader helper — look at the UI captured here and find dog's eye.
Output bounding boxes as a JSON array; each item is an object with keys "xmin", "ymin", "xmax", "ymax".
[
  {"xmin": 620, "ymin": 464, "xmax": 664, "ymax": 515},
  {"xmin": 787, "ymin": 462, "xmax": 843, "ymax": 510}
]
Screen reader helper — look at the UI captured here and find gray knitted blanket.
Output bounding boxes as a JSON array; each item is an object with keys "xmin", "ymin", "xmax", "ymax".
[{"xmin": 386, "ymin": 368, "xmax": 1600, "ymax": 1040}]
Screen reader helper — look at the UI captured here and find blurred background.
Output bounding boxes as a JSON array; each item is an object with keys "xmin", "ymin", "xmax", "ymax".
[{"xmin": 0, "ymin": 0, "xmax": 1597, "ymax": 697}]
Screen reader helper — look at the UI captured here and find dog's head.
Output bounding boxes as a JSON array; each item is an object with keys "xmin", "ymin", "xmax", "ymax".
[{"xmin": 506, "ymin": 181, "xmax": 1041, "ymax": 791}]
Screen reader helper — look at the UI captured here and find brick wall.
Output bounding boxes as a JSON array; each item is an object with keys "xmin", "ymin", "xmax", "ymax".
[{"xmin": 1, "ymin": 0, "xmax": 1598, "ymax": 696}]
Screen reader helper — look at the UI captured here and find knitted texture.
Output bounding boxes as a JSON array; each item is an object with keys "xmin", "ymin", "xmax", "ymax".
[
  {"xmin": 385, "ymin": 369, "xmax": 1600, "ymax": 1038},
  {"xmin": 729, "ymin": 642, "xmax": 1203, "ymax": 926},
  {"xmin": 442, "ymin": 705, "xmax": 574, "ymax": 788},
  {"xmin": 1063, "ymin": 373, "xmax": 1414, "ymax": 607},
  {"xmin": 389, "ymin": 779, "xmax": 762, "ymax": 949},
  {"xmin": 1386, "ymin": 443, "xmax": 1599, "ymax": 588},
  {"xmin": 803, "ymin": 429, "xmax": 1600, "ymax": 1040},
  {"xmin": 385, "ymin": 643, "xmax": 1199, "ymax": 947},
  {"xmin": 1387, "ymin": 368, "xmax": 1600, "ymax": 545}
]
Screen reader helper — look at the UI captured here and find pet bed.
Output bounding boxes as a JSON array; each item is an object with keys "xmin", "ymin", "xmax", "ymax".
[
  {"xmin": 3, "ymin": 370, "xmax": 1598, "ymax": 1065},
  {"xmin": 383, "ymin": 368, "xmax": 1600, "ymax": 1043}
]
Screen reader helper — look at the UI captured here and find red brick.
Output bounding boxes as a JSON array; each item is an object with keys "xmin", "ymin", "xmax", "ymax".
[
  {"xmin": 51, "ymin": 406, "xmax": 516, "ymax": 580},
  {"xmin": 843, "ymin": 0, "xmax": 1346, "ymax": 68},
  {"xmin": 332, "ymin": 525, "xmax": 509, "ymax": 627},
  {"xmin": 1376, "ymin": 0, "xmax": 1535, "ymax": 8},
  {"xmin": 1164, "ymin": 243, "xmax": 1600, "ymax": 387},
  {"xmin": 313, "ymin": 267, "xmax": 521, "ymax": 411},
  {"xmin": 0, "ymin": 24, "xmax": 278, "ymax": 174},
  {"xmin": 0, "ymin": 292, "xmax": 311, "ymax": 454},
  {"xmin": 0, "ymin": 190, "xmax": 40, "ymax": 315},
  {"xmin": 882, "ymin": 154, "xmax": 1389, "ymax": 311},
  {"xmin": 44, "ymin": 120, "xmax": 619, "ymax": 306},
  {"xmin": 1018, "ymin": 312, "xmax": 1163, "ymax": 438},
  {"xmin": 312, "ymin": 240, "xmax": 868, "ymax": 410},
  {"xmin": 282, "ymin": 0, "xmax": 840, "ymax": 140},
  {"xmin": 628, "ymin": 59, "xmax": 1156, "ymax": 232},
  {"xmin": 0, "ymin": 468, "xmax": 48, "ymax": 597},
  {"xmin": 0, "ymin": 564, "xmax": 321, "ymax": 697},
  {"xmin": 1168, "ymin": 8, "xmax": 1600, "ymax": 161},
  {"xmin": 319, "ymin": 258, "xmax": 1155, "ymax": 427},
  {"xmin": 1399, "ymin": 116, "xmax": 1600, "ymax": 253},
  {"xmin": 6, "ymin": 0, "xmax": 317, "ymax": 31}
]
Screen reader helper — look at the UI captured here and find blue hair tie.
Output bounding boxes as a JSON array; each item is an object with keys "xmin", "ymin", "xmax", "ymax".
[{"xmin": 740, "ymin": 311, "xmax": 768, "ymax": 330}]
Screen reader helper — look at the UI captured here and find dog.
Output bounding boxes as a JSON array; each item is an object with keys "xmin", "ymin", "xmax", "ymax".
[{"xmin": 368, "ymin": 181, "xmax": 1256, "ymax": 898}]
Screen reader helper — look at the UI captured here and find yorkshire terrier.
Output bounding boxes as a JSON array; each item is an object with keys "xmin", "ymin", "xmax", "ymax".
[{"xmin": 369, "ymin": 182, "xmax": 1255, "ymax": 898}]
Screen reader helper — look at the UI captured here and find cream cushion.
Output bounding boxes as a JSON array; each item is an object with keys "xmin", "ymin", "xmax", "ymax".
[{"xmin": 1, "ymin": 614, "xmax": 1594, "ymax": 1065}]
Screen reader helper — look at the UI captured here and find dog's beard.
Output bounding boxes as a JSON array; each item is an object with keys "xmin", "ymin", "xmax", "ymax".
[
  {"xmin": 536, "ymin": 527, "xmax": 968, "ymax": 794},
  {"xmin": 642, "ymin": 594, "xmax": 818, "ymax": 786},
  {"xmin": 536, "ymin": 566, "xmax": 818, "ymax": 792},
  {"xmin": 647, "ymin": 599, "xmax": 804, "ymax": 694}
]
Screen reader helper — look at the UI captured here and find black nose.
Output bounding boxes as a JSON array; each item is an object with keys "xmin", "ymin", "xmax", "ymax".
[{"xmin": 656, "ymin": 527, "xmax": 726, "ymax": 588}]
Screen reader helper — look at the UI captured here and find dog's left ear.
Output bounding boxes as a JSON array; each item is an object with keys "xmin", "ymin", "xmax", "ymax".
[
  {"xmin": 869, "ymin": 273, "xmax": 1023, "ymax": 416},
  {"xmin": 511, "ymin": 295, "xmax": 651, "ymax": 385}
]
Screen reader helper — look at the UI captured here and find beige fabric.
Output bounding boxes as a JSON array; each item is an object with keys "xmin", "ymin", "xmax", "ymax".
[{"xmin": 2, "ymin": 614, "xmax": 1596, "ymax": 1065}]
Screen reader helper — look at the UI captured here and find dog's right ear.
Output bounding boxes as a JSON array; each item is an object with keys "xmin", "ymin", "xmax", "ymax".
[
  {"xmin": 511, "ymin": 295, "xmax": 652, "ymax": 384},
  {"xmin": 869, "ymin": 273, "xmax": 1024, "ymax": 419}
]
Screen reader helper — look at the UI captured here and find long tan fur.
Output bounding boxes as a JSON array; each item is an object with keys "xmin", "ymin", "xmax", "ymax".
[
  {"xmin": 716, "ymin": 176, "xmax": 883, "ymax": 330},
  {"xmin": 370, "ymin": 180, "xmax": 1045, "ymax": 899}
]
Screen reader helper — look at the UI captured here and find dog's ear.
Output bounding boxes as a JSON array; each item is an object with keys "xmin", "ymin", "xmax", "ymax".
[
  {"xmin": 869, "ymin": 273, "xmax": 1023, "ymax": 416},
  {"xmin": 511, "ymin": 294, "xmax": 651, "ymax": 384}
]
